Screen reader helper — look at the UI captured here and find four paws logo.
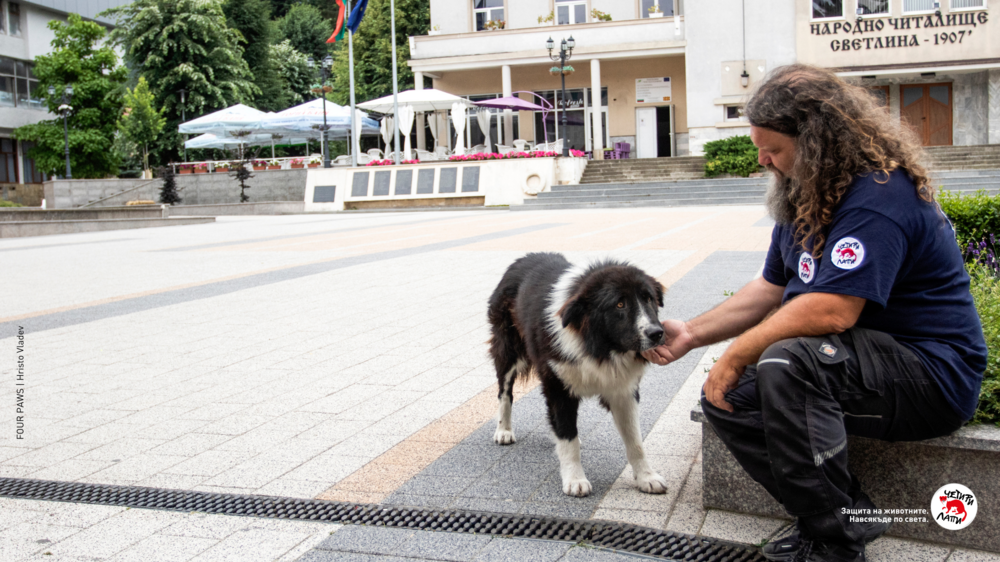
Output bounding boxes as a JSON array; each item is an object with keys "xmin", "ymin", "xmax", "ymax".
[
  {"xmin": 932, "ymin": 484, "xmax": 977, "ymax": 530},
  {"xmin": 832, "ymin": 237, "xmax": 865, "ymax": 270},
  {"xmin": 798, "ymin": 252, "xmax": 815, "ymax": 284}
]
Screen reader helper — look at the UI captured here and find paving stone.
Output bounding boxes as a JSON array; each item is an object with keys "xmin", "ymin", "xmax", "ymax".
[
  {"xmin": 473, "ymin": 537, "xmax": 573, "ymax": 562},
  {"xmin": 315, "ymin": 526, "xmax": 413, "ymax": 555},
  {"xmin": 395, "ymin": 530, "xmax": 493, "ymax": 561}
]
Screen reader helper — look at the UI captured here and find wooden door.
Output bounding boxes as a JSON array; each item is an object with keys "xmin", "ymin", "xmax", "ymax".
[{"xmin": 901, "ymin": 83, "xmax": 952, "ymax": 146}]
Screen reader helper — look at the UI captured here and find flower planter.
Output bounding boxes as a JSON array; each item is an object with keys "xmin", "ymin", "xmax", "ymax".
[
  {"xmin": 252, "ymin": 166, "xmax": 266, "ymax": 171},
  {"xmin": 266, "ymin": 165, "xmax": 281, "ymax": 171},
  {"xmin": 307, "ymin": 163, "xmax": 321, "ymax": 168},
  {"xmin": 194, "ymin": 168, "xmax": 208, "ymax": 174},
  {"xmin": 428, "ymin": 30, "xmax": 442, "ymax": 36},
  {"xmin": 215, "ymin": 168, "xmax": 230, "ymax": 173},
  {"xmin": 648, "ymin": 12, "xmax": 664, "ymax": 18},
  {"xmin": 179, "ymin": 169, "xmax": 193, "ymax": 175},
  {"xmin": 291, "ymin": 164, "xmax": 305, "ymax": 169}
]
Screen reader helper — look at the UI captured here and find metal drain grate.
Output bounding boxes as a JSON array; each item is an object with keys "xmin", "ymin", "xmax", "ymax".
[{"xmin": 0, "ymin": 477, "xmax": 764, "ymax": 561}]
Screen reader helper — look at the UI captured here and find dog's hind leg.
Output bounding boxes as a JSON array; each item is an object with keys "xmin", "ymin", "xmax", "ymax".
[
  {"xmin": 488, "ymin": 294, "xmax": 526, "ymax": 446},
  {"xmin": 493, "ymin": 357, "xmax": 525, "ymax": 445},
  {"xmin": 607, "ymin": 391, "xmax": 667, "ymax": 494}
]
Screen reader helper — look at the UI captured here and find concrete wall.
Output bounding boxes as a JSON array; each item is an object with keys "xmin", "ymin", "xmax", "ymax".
[{"xmin": 46, "ymin": 170, "xmax": 309, "ymax": 208}]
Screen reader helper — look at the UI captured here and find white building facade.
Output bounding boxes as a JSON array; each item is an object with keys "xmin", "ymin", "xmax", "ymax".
[
  {"xmin": 408, "ymin": 0, "xmax": 997, "ymax": 157},
  {"xmin": 0, "ymin": 0, "xmax": 129, "ymax": 187}
]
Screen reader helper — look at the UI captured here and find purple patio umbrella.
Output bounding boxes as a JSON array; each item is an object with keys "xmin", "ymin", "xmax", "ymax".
[{"xmin": 471, "ymin": 95, "xmax": 552, "ymax": 146}]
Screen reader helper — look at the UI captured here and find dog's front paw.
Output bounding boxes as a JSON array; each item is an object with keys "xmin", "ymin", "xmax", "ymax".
[
  {"xmin": 636, "ymin": 472, "xmax": 668, "ymax": 494},
  {"xmin": 563, "ymin": 478, "xmax": 592, "ymax": 497},
  {"xmin": 493, "ymin": 427, "xmax": 516, "ymax": 445}
]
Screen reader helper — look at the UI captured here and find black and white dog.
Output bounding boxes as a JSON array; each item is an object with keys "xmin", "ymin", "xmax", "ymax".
[{"xmin": 487, "ymin": 252, "xmax": 668, "ymax": 497}]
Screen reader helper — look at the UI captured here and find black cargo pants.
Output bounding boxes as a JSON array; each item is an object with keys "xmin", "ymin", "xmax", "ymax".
[{"xmin": 701, "ymin": 327, "xmax": 965, "ymax": 553}]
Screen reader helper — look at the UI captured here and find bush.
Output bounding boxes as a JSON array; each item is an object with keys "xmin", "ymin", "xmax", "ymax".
[
  {"xmin": 969, "ymin": 263, "xmax": 1000, "ymax": 426},
  {"xmin": 938, "ymin": 189, "xmax": 1000, "ymax": 247},
  {"xmin": 703, "ymin": 135, "xmax": 760, "ymax": 178},
  {"xmin": 0, "ymin": 200, "xmax": 24, "ymax": 207}
]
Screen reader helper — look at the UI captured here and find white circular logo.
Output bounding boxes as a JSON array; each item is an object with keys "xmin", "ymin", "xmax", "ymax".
[
  {"xmin": 932, "ymin": 484, "xmax": 977, "ymax": 530},
  {"xmin": 831, "ymin": 237, "xmax": 865, "ymax": 270},
  {"xmin": 798, "ymin": 252, "xmax": 815, "ymax": 283}
]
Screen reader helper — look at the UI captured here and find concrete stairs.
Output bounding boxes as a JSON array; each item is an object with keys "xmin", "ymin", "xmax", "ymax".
[
  {"xmin": 579, "ymin": 156, "xmax": 706, "ymax": 184},
  {"xmin": 925, "ymin": 145, "xmax": 1000, "ymax": 171}
]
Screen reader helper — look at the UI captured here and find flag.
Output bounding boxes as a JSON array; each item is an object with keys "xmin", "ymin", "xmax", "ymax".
[
  {"xmin": 326, "ymin": 0, "xmax": 347, "ymax": 43},
  {"xmin": 347, "ymin": 0, "xmax": 370, "ymax": 34}
]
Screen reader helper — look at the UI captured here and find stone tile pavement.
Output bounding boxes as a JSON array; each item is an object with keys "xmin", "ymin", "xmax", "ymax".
[{"xmin": 0, "ymin": 207, "xmax": 995, "ymax": 561}]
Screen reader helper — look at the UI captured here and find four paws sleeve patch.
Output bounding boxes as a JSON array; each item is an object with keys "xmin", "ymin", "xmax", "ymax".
[{"xmin": 831, "ymin": 237, "xmax": 865, "ymax": 270}]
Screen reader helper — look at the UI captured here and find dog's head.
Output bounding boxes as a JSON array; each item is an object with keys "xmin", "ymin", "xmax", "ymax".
[{"xmin": 559, "ymin": 262, "xmax": 665, "ymax": 359}]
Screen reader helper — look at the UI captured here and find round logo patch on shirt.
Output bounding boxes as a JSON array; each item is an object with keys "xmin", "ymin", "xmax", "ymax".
[
  {"xmin": 831, "ymin": 237, "xmax": 865, "ymax": 270},
  {"xmin": 798, "ymin": 252, "xmax": 815, "ymax": 283}
]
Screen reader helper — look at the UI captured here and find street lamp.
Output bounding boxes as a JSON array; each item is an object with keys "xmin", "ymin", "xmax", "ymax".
[
  {"xmin": 48, "ymin": 84, "xmax": 73, "ymax": 179},
  {"xmin": 179, "ymin": 88, "xmax": 187, "ymax": 162},
  {"xmin": 547, "ymin": 36, "xmax": 574, "ymax": 158},
  {"xmin": 308, "ymin": 55, "xmax": 335, "ymax": 168}
]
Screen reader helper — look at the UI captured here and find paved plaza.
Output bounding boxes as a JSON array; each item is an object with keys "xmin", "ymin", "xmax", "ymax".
[{"xmin": 1, "ymin": 207, "xmax": 996, "ymax": 561}]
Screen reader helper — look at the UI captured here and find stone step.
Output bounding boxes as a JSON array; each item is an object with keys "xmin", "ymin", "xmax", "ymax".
[
  {"xmin": 534, "ymin": 187, "xmax": 767, "ymax": 203},
  {"xmin": 515, "ymin": 196, "xmax": 765, "ymax": 211},
  {"xmin": 554, "ymin": 179, "xmax": 769, "ymax": 192}
]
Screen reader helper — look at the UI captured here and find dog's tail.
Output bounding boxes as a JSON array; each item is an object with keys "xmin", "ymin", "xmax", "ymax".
[{"xmin": 487, "ymin": 281, "xmax": 529, "ymax": 392}]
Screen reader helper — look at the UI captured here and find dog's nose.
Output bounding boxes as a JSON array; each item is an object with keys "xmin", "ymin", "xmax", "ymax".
[{"xmin": 644, "ymin": 324, "xmax": 664, "ymax": 343}]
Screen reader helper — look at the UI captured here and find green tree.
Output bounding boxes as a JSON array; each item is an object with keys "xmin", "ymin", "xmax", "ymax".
[
  {"xmin": 102, "ymin": 0, "xmax": 259, "ymax": 165},
  {"xmin": 13, "ymin": 14, "xmax": 127, "ymax": 178},
  {"xmin": 330, "ymin": 0, "xmax": 429, "ymax": 105},
  {"xmin": 270, "ymin": 40, "xmax": 313, "ymax": 106},
  {"xmin": 223, "ymin": 0, "xmax": 288, "ymax": 112},
  {"xmin": 118, "ymin": 77, "xmax": 166, "ymax": 175},
  {"xmin": 273, "ymin": 0, "xmax": 342, "ymax": 23},
  {"xmin": 279, "ymin": 3, "xmax": 333, "ymax": 62}
]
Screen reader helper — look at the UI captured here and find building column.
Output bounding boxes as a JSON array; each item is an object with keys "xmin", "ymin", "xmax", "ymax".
[
  {"xmin": 502, "ymin": 65, "xmax": 514, "ymax": 145},
  {"xmin": 591, "ymin": 58, "xmax": 604, "ymax": 159},
  {"xmin": 415, "ymin": 71, "xmax": 426, "ymax": 151},
  {"xmin": 989, "ymin": 69, "xmax": 1000, "ymax": 145}
]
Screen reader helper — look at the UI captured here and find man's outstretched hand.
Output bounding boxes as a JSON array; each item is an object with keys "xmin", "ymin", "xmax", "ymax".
[{"xmin": 641, "ymin": 319, "xmax": 695, "ymax": 366}]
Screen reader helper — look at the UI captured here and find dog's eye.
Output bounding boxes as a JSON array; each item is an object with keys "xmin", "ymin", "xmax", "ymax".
[{"xmin": 617, "ymin": 302, "xmax": 625, "ymax": 309}]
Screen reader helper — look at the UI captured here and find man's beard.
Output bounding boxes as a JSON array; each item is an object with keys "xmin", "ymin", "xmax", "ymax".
[{"xmin": 765, "ymin": 166, "xmax": 798, "ymax": 225}]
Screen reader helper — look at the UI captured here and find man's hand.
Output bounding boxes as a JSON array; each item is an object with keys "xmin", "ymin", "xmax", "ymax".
[
  {"xmin": 641, "ymin": 319, "xmax": 695, "ymax": 365},
  {"xmin": 702, "ymin": 357, "xmax": 744, "ymax": 413}
]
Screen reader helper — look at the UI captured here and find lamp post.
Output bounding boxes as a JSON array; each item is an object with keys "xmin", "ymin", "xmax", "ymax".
[
  {"xmin": 307, "ymin": 55, "xmax": 335, "ymax": 168},
  {"xmin": 48, "ymin": 84, "xmax": 73, "ymax": 178},
  {"xmin": 179, "ymin": 88, "xmax": 187, "ymax": 162},
  {"xmin": 547, "ymin": 36, "xmax": 574, "ymax": 158}
]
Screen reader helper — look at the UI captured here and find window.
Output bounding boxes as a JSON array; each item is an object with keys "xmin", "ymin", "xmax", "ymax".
[
  {"xmin": 725, "ymin": 105, "xmax": 746, "ymax": 122},
  {"xmin": 951, "ymin": 0, "xmax": 985, "ymax": 9},
  {"xmin": 474, "ymin": 0, "xmax": 504, "ymax": 31},
  {"xmin": 556, "ymin": 0, "xmax": 587, "ymax": 25},
  {"xmin": 812, "ymin": 0, "xmax": 844, "ymax": 19},
  {"xmin": 8, "ymin": 2, "xmax": 20, "ymax": 36},
  {"xmin": 858, "ymin": 0, "xmax": 890, "ymax": 15},
  {"xmin": 1, "ymin": 138, "xmax": 17, "ymax": 184},
  {"xmin": 903, "ymin": 0, "xmax": 936, "ymax": 12},
  {"xmin": 21, "ymin": 141, "xmax": 45, "ymax": 183},
  {"xmin": 641, "ymin": 0, "xmax": 675, "ymax": 17},
  {"xmin": 0, "ymin": 57, "xmax": 42, "ymax": 109}
]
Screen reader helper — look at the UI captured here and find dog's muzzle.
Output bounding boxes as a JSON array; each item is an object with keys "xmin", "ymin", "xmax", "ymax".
[{"xmin": 640, "ymin": 323, "xmax": 666, "ymax": 351}]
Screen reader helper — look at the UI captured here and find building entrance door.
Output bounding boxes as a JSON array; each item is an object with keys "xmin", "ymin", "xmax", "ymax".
[
  {"xmin": 901, "ymin": 83, "xmax": 952, "ymax": 146},
  {"xmin": 636, "ymin": 106, "xmax": 674, "ymax": 158}
]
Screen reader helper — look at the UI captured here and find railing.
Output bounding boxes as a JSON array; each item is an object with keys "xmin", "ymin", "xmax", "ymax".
[{"xmin": 169, "ymin": 156, "xmax": 324, "ymax": 175}]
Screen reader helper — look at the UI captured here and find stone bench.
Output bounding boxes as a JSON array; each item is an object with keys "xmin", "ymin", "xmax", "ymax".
[{"xmin": 691, "ymin": 405, "xmax": 999, "ymax": 553}]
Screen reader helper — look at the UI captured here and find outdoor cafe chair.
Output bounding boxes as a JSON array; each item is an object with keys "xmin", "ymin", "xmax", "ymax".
[
  {"xmin": 367, "ymin": 148, "xmax": 383, "ymax": 160},
  {"xmin": 416, "ymin": 149, "xmax": 437, "ymax": 161}
]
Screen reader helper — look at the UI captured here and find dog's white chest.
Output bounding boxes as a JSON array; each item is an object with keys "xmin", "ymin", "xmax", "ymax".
[{"xmin": 548, "ymin": 355, "xmax": 644, "ymax": 399}]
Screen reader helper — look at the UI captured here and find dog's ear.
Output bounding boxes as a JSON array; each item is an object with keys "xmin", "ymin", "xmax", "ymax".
[
  {"xmin": 648, "ymin": 275, "xmax": 665, "ymax": 307},
  {"xmin": 559, "ymin": 293, "xmax": 587, "ymax": 329}
]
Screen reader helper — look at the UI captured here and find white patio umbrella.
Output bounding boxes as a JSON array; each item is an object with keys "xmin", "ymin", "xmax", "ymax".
[
  {"xmin": 452, "ymin": 101, "xmax": 468, "ymax": 156},
  {"xmin": 358, "ymin": 88, "xmax": 465, "ymax": 114},
  {"xmin": 178, "ymin": 104, "xmax": 268, "ymax": 135},
  {"xmin": 476, "ymin": 109, "xmax": 492, "ymax": 154},
  {"xmin": 398, "ymin": 105, "xmax": 415, "ymax": 160},
  {"xmin": 258, "ymin": 98, "xmax": 379, "ymax": 135},
  {"xmin": 185, "ymin": 132, "xmax": 312, "ymax": 150}
]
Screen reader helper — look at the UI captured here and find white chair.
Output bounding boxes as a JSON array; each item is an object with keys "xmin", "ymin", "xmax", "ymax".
[
  {"xmin": 512, "ymin": 140, "xmax": 529, "ymax": 152},
  {"xmin": 367, "ymin": 148, "xmax": 383, "ymax": 160},
  {"xmin": 357, "ymin": 154, "xmax": 372, "ymax": 165},
  {"xmin": 434, "ymin": 146, "xmax": 450, "ymax": 158},
  {"xmin": 496, "ymin": 144, "xmax": 514, "ymax": 155},
  {"xmin": 554, "ymin": 139, "xmax": 564, "ymax": 153},
  {"xmin": 416, "ymin": 149, "xmax": 436, "ymax": 161},
  {"xmin": 470, "ymin": 144, "xmax": 486, "ymax": 154},
  {"xmin": 332, "ymin": 155, "xmax": 352, "ymax": 166}
]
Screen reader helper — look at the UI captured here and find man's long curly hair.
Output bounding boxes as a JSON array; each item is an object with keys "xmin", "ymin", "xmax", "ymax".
[{"xmin": 744, "ymin": 64, "xmax": 934, "ymax": 257}]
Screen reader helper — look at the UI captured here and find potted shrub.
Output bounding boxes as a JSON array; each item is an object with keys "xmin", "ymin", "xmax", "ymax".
[
  {"xmin": 193, "ymin": 164, "xmax": 208, "ymax": 174},
  {"xmin": 252, "ymin": 160, "xmax": 267, "ymax": 171},
  {"xmin": 215, "ymin": 162, "xmax": 231, "ymax": 173},
  {"xmin": 429, "ymin": 24, "xmax": 442, "ymax": 36},
  {"xmin": 178, "ymin": 164, "xmax": 194, "ymax": 175},
  {"xmin": 591, "ymin": 9, "xmax": 612, "ymax": 21},
  {"xmin": 484, "ymin": 19, "xmax": 505, "ymax": 31},
  {"xmin": 307, "ymin": 156, "xmax": 322, "ymax": 168},
  {"xmin": 538, "ymin": 11, "xmax": 554, "ymax": 26},
  {"xmin": 648, "ymin": 5, "xmax": 664, "ymax": 18},
  {"xmin": 266, "ymin": 158, "xmax": 281, "ymax": 171},
  {"xmin": 290, "ymin": 158, "xmax": 305, "ymax": 169}
]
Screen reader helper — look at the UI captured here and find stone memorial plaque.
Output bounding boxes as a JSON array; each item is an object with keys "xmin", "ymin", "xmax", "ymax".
[
  {"xmin": 373, "ymin": 170, "xmax": 391, "ymax": 196},
  {"xmin": 439, "ymin": 167, "xmax": 458, "ymax": 193},
  {"xmin": 395, "ymin": 169, "xmax": 413, "ymax": 195},
  {"xmin": 416, "ymin": 169, "xmax": 435, "ymax": 194},
  {"xmin": 351, "ymin": 172, "xmax": 370, "ymax": 197},
  {"xmin": 461, "ymin": 166, "xmax": 480, "ymax": 192},
  {"xmin": 313, "ymin": 185, "xmax": 336, "ymax": 203}
]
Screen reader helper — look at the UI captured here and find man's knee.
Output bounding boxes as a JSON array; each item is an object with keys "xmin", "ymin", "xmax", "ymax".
[{"xmin": 755, "ymin": 338, "xmax": 823, "ymax": 404}]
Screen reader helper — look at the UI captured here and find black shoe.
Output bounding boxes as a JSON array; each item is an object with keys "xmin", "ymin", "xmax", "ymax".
[
  {"xmin": 772, "ymin": 539, "xmax": 865, "ymax": 562},
  {"xmin": 762, "ymin": 507, "xmax": 889, "ymax": 561}
]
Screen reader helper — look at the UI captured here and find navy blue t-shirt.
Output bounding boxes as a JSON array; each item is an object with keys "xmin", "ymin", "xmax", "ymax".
[{"xmin": 762, "ymin": 170, "xmax": 987, "ymax": 420}]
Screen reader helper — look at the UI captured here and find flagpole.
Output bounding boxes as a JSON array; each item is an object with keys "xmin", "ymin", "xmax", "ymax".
[
  {"xmin": 348, "ymin": 0, "xmax": 358, "ymax": 167},
  {"xmin": 390, "ymin": 0, "xmax": 400, "ymax": 165}
]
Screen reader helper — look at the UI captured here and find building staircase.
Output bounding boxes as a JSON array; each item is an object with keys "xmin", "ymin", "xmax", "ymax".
[{"xmin": 517, "ymin": 146, "xmax": 1000, "ymax": 211}]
